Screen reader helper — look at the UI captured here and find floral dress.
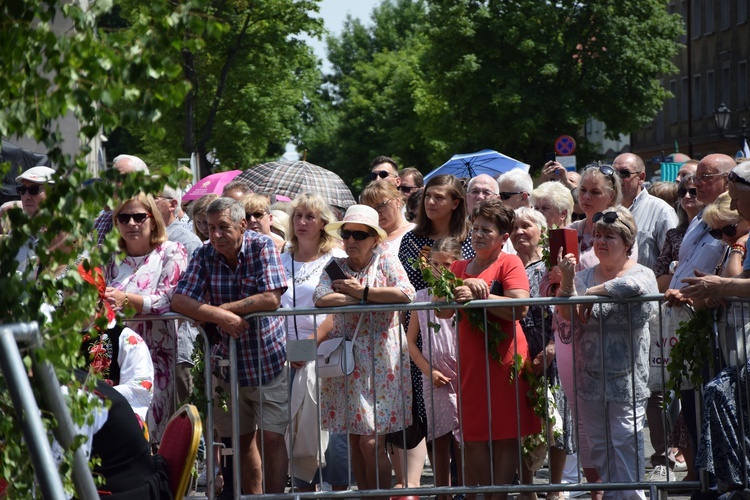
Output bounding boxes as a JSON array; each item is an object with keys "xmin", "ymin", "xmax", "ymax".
[
  {"xmin": 106, "ymin": 241, "xmax": 187, "ymax": 440},
  {"xmin": 313, "ymin": 251, "xmax": 416, "ymax": 435}
]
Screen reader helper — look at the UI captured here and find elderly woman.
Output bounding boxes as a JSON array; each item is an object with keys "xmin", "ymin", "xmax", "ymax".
[
  {"xmin": 511, "ymin": 207, "xmax": 572, "ymax": 499},
  {"xmin": 530, "ymin": 181, "xmax": 574, "ymax": 229},
  {"xmin": 703, "ymin": 192, "xmax": 749, "ymax": 280},
  {"xmin": 360, "ymin": 181, "xmax": 415, "ymax": 254},
  {"xmin": 314, "ymin": 204, "xmax": 416, "ymax": 493},
  {"xmin": 556, "ymin": 205, "xmax": 658, "ymax": 500},
  {"xmin": 280, "ymin": 193, "xmax": 347, "ymax": 490},
  {"xmin": 191, "ymin": 193, "xmax": 218, "ymax": 240},
  {"xmin": 105, "ymin": 193, "xmax": 188, "ymax": 440},
  {"xmin": 442, "ymin": 198, "xmax": 538, "ymax": 499}
]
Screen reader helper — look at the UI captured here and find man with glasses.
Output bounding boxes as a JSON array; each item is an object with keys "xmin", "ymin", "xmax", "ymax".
[
  {"xmin": 368, "ymin": 155, "xmax": 401, "ymax": 188},
  {"xmin": 397, "ymin": 167, "xmax": 423, "ymax": 201},
  {"xmin": 496, "ymin": 168, "xmax": 533, "ymax": 210},
  {"xmin": 466, "ymin": 174, "xmax": 499, "ymax": 213},
  {"xmin": 172, "ymin": 197, "xmax": 289, "ymax": 495},
  {"xmin": 612, "ymin": 154, "xmax": 678, "ymax": 476}
]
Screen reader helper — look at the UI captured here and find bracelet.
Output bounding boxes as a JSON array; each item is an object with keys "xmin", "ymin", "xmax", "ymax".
[
  {"xmin": 360, "ymin": 285, "xmax": 369, "ymax": 305},
  {"xmin": 123, "ymin": 292, "xmax": 129, "ymax": 307},
  {"xmin": 558, "ymin": 285, "xmax": 576, "ymax": 296},
  {"xmin": 731, "ymin": 244, "xmax": 746, "ymax": 255}
]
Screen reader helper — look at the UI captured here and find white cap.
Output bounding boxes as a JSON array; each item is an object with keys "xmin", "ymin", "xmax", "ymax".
[{"xmin": 15, "ymin": 166, "xmax": 56, "ymax": 184}]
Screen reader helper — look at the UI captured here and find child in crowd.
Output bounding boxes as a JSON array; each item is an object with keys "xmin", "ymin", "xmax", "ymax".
[{"xmin": 406, "ymin": 237, "xmax": 462, "ymax": 498}]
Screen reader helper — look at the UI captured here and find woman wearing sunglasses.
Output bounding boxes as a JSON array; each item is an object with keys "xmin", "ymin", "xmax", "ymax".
[
  {"xmin": 703, "ymin": 192, "xmax": 749, "ymax": 282},
  {"xmin": 105, "ymin": 193, "xmax": 188, "ymax": 441},
  {"xmin": 360, "ymin": 181, "xmax": 415, "ymax": 255},
  {"xmin": 654, "ymin": 176, "xmax": 705, "ymax": 293},
  {"xmin": 314, "ymin": 204, "xmax": 416, "ymax": 494},
  {"xmin": 556, "ymin": 205, "xmax": 658, "ymax": 500}
]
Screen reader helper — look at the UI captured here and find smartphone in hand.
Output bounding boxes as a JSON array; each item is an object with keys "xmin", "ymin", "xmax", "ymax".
[
  {"xmin": 490, "ymin": 280, "xmax": 504, "ymax": 296},
  {"xmin": 325, "ymin": 260, "xmax": 348, "ymax": 281}
]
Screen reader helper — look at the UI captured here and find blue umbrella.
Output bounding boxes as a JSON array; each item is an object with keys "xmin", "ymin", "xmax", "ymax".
[{"xmin": 424, "ymin": 149, "xmax": 530, "ymax": 182}]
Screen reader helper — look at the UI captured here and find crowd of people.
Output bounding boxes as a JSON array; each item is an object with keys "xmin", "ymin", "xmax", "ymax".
[{"xmin": 5, "ymin": 150, "xmax": 750, "ymax": 500}]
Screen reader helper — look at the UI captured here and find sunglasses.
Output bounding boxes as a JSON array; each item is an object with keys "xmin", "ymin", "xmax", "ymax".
[
  {"xmin": 571, "ymin": 212, "xmax": 586, "ymax": 222},
  {"xmin": 617, "ymin": 169, "xmax": 640, "ymax": 179},
  {"xmin": 677, "ymin": 187, "xmax": 697, "ymax": 198},
  {"xmin": 246, "ymin": 211, "xmax": 267, "ymax": 220},
  {"xmin": 340, "ymin": 229, "xmax": 375, "ymax": 241},
  {"xmin": 16, "ymin": 185, "xmax": 43, "ymax": 196},
  {"xmin": 369, "ymin": 170, "xmax": 395, "ymax": 181},
  {"xmin": 398, "ymin": 185, "xmax": 418, "ymax": 193},
  {"xmin": 729, "ymin": 171, "xmax": 750, "ymax": 187},
  {"xmin": 499, "ymin": 191, "xmax": 523, "ymax": 200},
  {"xmin": 709, "ymin": 222, "xmax": 739, "ymax": 240},
  {"xmin": 116, "ymin": 213, "xmax": 151, "ymax": 224},
  {"xmin": 592, "ymin": 211, "xmax": 619, "ymax": 224},
  {"xmin": 586, "ymin": 164, "xmax": 616, "ymax": 179}
]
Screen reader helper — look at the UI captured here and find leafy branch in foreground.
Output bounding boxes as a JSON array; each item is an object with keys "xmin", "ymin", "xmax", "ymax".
[{"xmin": 666, "ymin": 307, "xmax": 715, "ymax": 403}]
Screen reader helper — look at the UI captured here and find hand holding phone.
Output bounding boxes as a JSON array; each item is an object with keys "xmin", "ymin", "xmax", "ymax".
[{"xmin": 325, "ymin": 260, "xmax": 349, "ymax": 281}]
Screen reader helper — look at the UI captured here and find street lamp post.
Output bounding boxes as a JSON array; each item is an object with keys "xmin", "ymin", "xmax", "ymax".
[{"xmin": 713, "ymin": 102, "xmax": 748, "ymax": 151}]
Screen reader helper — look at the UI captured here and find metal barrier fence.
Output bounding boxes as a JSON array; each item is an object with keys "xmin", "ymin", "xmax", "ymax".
[{"xmin": 180, "ymin": 294, "xmax": 750, "ymax": 500}]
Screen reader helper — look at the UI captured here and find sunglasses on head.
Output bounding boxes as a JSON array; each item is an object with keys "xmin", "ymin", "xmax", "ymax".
[
  {"xmin": 729, "ymin": 171, "xmax": 750, "ymax": 187},
  {"xmin": 499, "ymin": 191, "xmax": 522, "ymax": 200},
  {"xmin": 709, "ymin": 222, "xmax": 739, "ymax": 240},
  {"xmin": 246, "ymin": 211, "xmax": 267, "ymax": 220},
  {"xmin": 340, "ymin": 229, "xmax": 376, "ymax": 241},
  {"xmin": 677, "ymin": 187, "xmax": 697, "ymax": 198},
  {"xmin": 571, "ymin": 212, "xmax": 586, "ymax": 222},
  {"xmin": 16, "ymin": 185, "xmax": 42, "ymax": 196},
  {"xmin": 592, "ymin": 211, "xmax": 619, "ymax": 224},
  {"xmin": 369, "ymin": 170, "xmax": 394, "ymax": 181},
  {"xmin": 116, "ymin": 213, "xmax": 151, "ymax": 224},
  {"xmin": 586, "ymin": 164, "xmax": 616, "ymax": 179},
  {"xmin": 398, "ymin": 185, "xmax": 418, "ymax": 193}
]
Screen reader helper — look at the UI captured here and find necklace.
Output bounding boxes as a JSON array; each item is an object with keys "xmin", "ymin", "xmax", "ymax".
[{"xmin": 286, "ymin": 254, "xmax": 327, "ymax": 285}]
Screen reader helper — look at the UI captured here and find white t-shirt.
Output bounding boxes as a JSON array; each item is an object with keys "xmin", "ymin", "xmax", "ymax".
[{"xmin": 280, "ymin": 248, "xmax": 346, "ymax": 340}]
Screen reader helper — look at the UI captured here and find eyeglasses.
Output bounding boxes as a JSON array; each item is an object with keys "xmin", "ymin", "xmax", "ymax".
[
  {"xmin": 709, "ymin": 222, "xmax": 739, "ymax": 240},
  {"xmin": 116, "ymin": 213, "xmax": 151, "ymax": 224},
  {"xmin": 571, "ymin": 212, "xmax": 586, "ymax": 222},
  {"xmin": 677, "ymin": 187, "xmax": 697, "ymax": 198},
  {"xmin": 592, "ymin": 211, "xmax": 619, "ymax": 224},
  {"xmin": 246, "ymin": 211, "xmax": 267, "ymax": 220},
  {"xmin": 369, "ymin": 170, "xmax": 395, "ymax": 181},
  {"xmin": 469, "ymin": 188, "xmax": 496, "ymax": 197},
  {"xmin": 340, "ymin": 229, "xmax": 376, "ymax": 241},
  {"xmin": 499, "ymin": 191, "xmax": 523, "ymax": 200},
  {"xmin": 373, "ymin": 200, "xmax": 390, "ymax": 213},
  {"xmin": 694, "ymin": 172, "xmax": 727, "ymax": 184},
  {"xmin": 617, "ymin": 169, "xmax": 640, "ymax": 179},
  {"xmin": 729, "ymin": 171, "xmax": 750, "ymax": 187},
  {"xmin": 16, "ymin": 185, "xmax": 43, "ymax": 196},
  {"xmin": 398, "ymin": 185, "xmax": 418, "ymax": 194}
]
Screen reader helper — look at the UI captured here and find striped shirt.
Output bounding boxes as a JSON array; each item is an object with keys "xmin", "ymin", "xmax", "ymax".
[
  {"xmin": 174, "ymin": 230, "xmax": 288, "ymax": 386},
  {"xmin": 629, "ymin": 189, "xmax": 679, "ymax": 270}
]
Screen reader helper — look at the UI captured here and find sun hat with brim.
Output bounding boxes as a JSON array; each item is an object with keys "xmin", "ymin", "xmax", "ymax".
[
  {"xmin": 325, "ymin": 204, "xmax": 387, "ymax": 241},
  {"xmin": 15, "ymin": 166, "xmax": 56, "ymax": 184}
]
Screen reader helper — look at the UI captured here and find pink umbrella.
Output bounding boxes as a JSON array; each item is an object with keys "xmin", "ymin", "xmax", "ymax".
[{"xmin": 182, "ymin": 170, "xmax": 241, "ymax": 201}]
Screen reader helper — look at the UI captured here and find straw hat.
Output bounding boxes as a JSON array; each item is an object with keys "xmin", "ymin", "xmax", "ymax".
[{"xmin": 324, "ymin": 204, "xmax": 387, "ymax": 241}]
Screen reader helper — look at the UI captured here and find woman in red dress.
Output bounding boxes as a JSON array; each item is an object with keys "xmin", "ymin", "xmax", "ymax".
[{"xmin": 443, "ymin": 198, "xmax": 540, "ymax": 499}]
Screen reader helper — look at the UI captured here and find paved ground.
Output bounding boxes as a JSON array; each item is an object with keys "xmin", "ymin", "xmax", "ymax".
[{"xmin": 193, "ymin": 422, "xmax": 700, "ymax": 498}]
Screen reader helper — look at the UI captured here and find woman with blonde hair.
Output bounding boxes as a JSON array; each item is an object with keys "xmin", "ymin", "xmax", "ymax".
[
  {"xmin": 191, "ymin": 193, "xmax": 218, "ymax": 240},
  {"xmin": 241, "ymin": 193, "xmax": 286, "ymax": 252},
  {"xmin": 530, "ymin": 181, "xmax": 574, "ymax": 228},
  {"xmin": 360, "ymin": 181, "xmax": 415, "ymax": 254},
  {"xmin": 105, "ymin": 193, "xmax": 188, "ymax": 440}
]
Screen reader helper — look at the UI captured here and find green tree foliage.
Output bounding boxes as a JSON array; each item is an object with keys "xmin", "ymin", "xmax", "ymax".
[
  {"xmin": 114, "ymin": 0, "xmax": 324, "ymax": 176},
  {"xmin": 0, "ymin": 0, "xmax": 204, "ymax": 496},
  {"xmin": 299, "ymin": 0, "xmax": 684, "ymax": 178}
]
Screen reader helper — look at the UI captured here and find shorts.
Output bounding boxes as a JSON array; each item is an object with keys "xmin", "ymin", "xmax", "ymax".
[{"xmin": 213, "ymin": 366, "xmax": 289, "ymax": 437}]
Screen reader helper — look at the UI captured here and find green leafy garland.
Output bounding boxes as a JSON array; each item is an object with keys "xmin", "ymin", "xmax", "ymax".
[
  {"xmin": 666, "ymin": 307, "xmax": 715, "ymax": 401},
  {"xmin": 411, "ymin": 256, "xmax": 560, "ymax": 453}
]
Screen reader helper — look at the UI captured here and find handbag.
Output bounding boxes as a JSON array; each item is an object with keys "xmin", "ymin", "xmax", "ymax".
[{"xmin": 317, "ymin": 312, "xmax": 363, "ymax": 378}]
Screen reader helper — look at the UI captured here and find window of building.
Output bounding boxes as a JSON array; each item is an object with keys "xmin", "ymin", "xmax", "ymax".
[
  {"xmin": 681, "ymin": 0, "xmax": 688, "ymax": 42},
  {"xmin": 705, "ymin": 0, "xmax": 715, "ymax": 33},
  {"xmin": 692, "ymin": 0, "xmax": 702, "ymax": 36},
  {"xmin": 693, "ymin": 74, "xmax": 702, "ymax": 117},
  {"xmin": 722, "ymin": 65, "xmax": 731, "ymax": 108},
  {"xmin": 669, "ymin": 80, "xmax": 678, "ymax": 123},
  {"xmin": 721, "ymin": 0, "xmax": 730, "ymax": 29},
  {"xmin": 739, "ymin": 0, "xmax": 748, "ymax": 23},
  {"xmin": 739, "ymin": 61, "xmax": 748, "ymax": 109},
  {"xmin": 707, "ymin": 70, "xmax": 715, "ymax": 115},
  {"xmin": 681, "ymin": 77, "xmax": 689, "ymax": 121},
  {"xmin": 657, "ymin": 109, "xmax": 665, "ymax": 142}
]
